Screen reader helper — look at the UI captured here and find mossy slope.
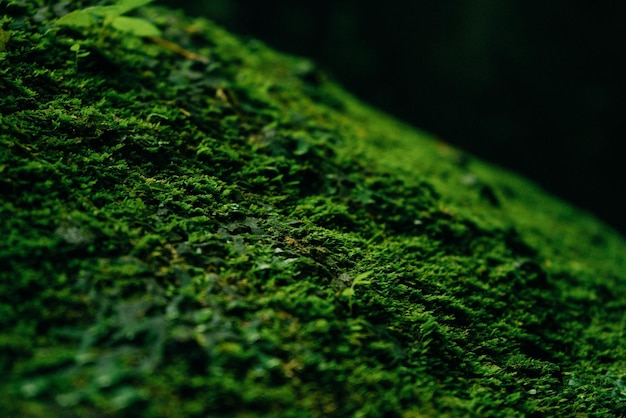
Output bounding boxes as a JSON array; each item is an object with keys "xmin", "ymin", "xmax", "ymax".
[{"xmin": 1, "ymin": 1, "xmax": 625, "ymax": 417}]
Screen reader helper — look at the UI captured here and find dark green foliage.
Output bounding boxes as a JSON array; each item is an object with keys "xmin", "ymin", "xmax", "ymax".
[{"xmin": 1, "ymin": 1, "xmax": 625, "ymax": 417}]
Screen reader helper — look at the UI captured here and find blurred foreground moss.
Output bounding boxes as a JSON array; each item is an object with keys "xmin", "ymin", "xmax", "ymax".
[{"xmin": 1, "ymin": 1, "xmax": 625, "ymax": 416}]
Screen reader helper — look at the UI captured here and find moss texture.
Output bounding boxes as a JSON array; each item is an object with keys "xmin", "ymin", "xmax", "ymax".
[{"xmin": 1, "ymin": 1, "xmax": 625, "ymax": 416}]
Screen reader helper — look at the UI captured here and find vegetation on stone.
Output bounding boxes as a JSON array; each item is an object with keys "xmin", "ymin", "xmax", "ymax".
[{"xmin": 1, "ymin": 1, "xmax": 625, "ymax": 416}]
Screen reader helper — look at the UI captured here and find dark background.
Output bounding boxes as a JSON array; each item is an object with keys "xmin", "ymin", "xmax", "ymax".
[{"xmin": 161, "ymin": 0, "xmax": 626, "ymax": 237}]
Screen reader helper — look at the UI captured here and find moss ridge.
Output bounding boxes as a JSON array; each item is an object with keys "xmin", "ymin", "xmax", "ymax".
[{"xmin": 1, "ymin": 1, "xmax": 625, "ymax": 416}]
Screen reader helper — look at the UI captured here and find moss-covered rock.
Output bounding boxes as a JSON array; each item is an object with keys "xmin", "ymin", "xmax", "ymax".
[{"xmin": 1, "ymin": 1, "xmax": 625, "ymax": 416}]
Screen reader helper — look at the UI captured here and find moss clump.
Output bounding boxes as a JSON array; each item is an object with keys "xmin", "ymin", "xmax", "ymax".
[{"xmin": 1, "ymin": 1, "xmax": 625, "ymax": 416}]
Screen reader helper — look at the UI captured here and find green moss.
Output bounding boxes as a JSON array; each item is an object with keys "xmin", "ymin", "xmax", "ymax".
[{"xmin": 1, "ymin": 1, "xmax": 625, "ymax": 416}]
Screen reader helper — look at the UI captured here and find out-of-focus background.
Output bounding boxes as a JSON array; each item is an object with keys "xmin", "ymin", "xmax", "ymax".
[{"xmin": 161, "ymin": 0, "xmax": 626, "ymax": 237}]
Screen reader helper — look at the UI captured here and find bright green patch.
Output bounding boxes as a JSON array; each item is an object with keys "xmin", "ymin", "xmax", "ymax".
[{"xmin": 56, "ymin": 0, "xmax": 161, "ymax": 37}]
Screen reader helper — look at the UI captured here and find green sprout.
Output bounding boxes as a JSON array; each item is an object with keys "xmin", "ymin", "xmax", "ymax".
[
  {"xmin": 340, "ymin": 271, "xmax": 373, "ymax": 314},
  {"xmin": 69, "ymin": 43, "xmax": 90, "ymax": 70},
  {"xmin": 55, "ymin": 0, "xmax": 161, "ymax": 38}
]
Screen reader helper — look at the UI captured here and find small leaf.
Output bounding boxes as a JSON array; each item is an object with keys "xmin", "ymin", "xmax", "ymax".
[
  {"xmin": 115, "ymin": 0, "xmax": 156, "ymax": 15},
  {"xmin": 352, "ymin": 271, "xmax": 373, "ymax": 285},
  {"xmin": 57, "ymin": 0, "xmax": 156, "ymax": 26},
  {"xmin": 88, "ymin": 5, "xmax": 127, "ymax": 18},
  {"xmin": 342, "ymin": 287, "xmax": 355, "ymax": 298},
  {"xmin": 111, "ymin": 16, "xmax": 161, "ymax": 37},
  {"xmin": 56, "ymin": 10, "xmax": 98, "ymax": 28}
]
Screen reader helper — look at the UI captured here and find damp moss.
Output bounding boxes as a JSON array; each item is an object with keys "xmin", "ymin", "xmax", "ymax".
[{"xmin": 1, "ymin": 1, "xmax": 625, "ymax": 417}]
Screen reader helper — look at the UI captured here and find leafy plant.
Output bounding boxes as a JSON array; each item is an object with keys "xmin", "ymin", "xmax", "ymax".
[
  {"xmin": 56, "ymin": 0, "xmax": 161, "ymax": 38},
  {"xmin": 340, "ymin": 271, "xmax": 373, "ymax": 313},
  {"xmin": 69, "ymin": 43, "xmax": 90, "ymax": 70}
]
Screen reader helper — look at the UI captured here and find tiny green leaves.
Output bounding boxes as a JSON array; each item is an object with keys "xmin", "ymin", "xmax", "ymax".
[
  {"xmin": 108, "ymin": 0, "xmax": 156, "ymax": 16},
  {"xmin": 69, "ymin": 43, "xmax": 91, "ymax": 69},
  {"xmin": 340, "ymin": 271, "xmax": 373, "ymax": 314},
  {"xmin": 341, "ymin": 271, "xmax": 373, "ymax": 298},
  {"xmin": 110, "ymin": 16, "xmax": 161, "ymax": 37},
  {"xmin": 56, "ymin": 0, "xmax": 161, "ymax": 38},
  {"xmin": 56, "ymin": 10, "xmax": 97, "ymax": 28}
]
